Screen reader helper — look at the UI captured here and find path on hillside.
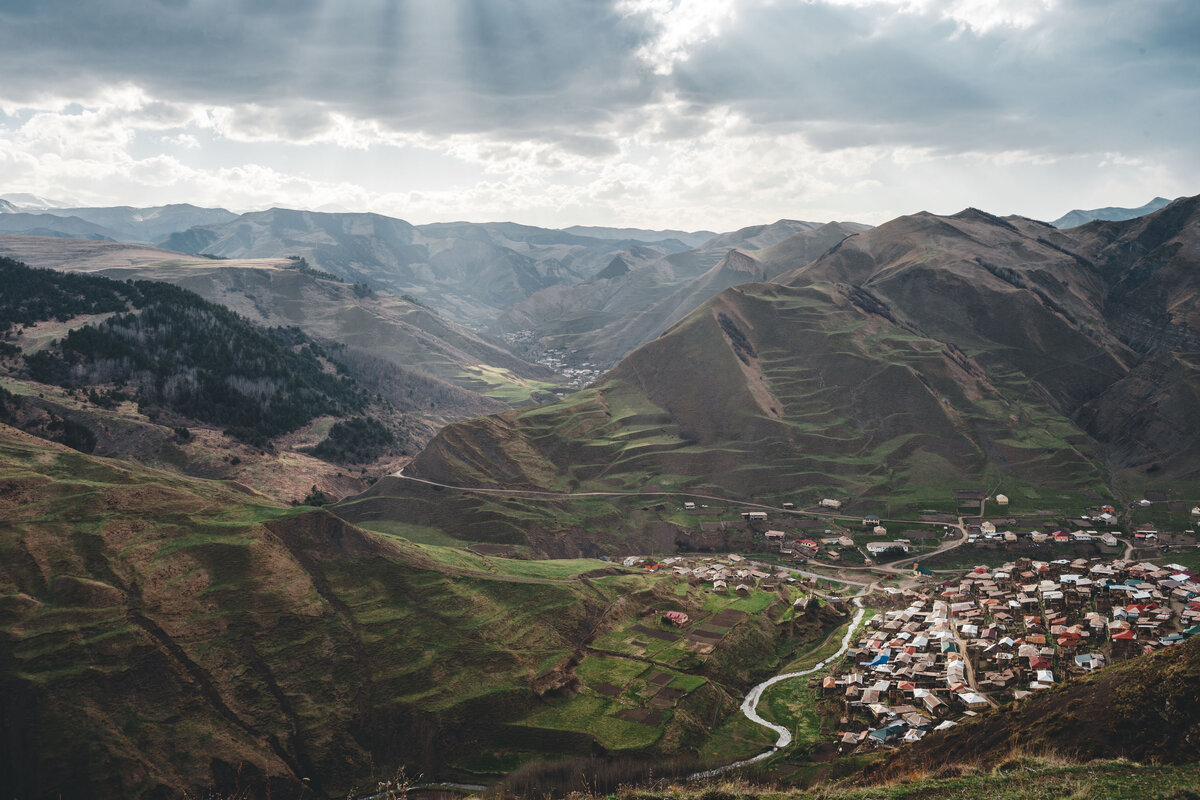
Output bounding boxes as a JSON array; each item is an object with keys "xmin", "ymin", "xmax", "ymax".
[
  {"xmin": 388, "ymin": 469, "xmax": 984, "ymax": 592},
  {"xmin": 689, "ymin": 598, "xmax": 868, "ymax": 780},
  {"xmin": 390, "ymin": 469, "xmax": 969, "ymax": 531}
]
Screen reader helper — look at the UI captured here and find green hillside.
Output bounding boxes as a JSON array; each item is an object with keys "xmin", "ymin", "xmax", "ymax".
[{"xmin": 0, "ymin": 423, "xmax": 849, "ymax": 799}]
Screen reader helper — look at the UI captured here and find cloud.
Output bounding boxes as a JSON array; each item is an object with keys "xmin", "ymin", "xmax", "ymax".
[{"xmin": 0, "ymin": 0, "xmax": 1195, "ymax": 228}]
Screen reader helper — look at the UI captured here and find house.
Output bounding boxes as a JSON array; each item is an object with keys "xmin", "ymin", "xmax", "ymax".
[
  {"xmin": 863, "ymin": 515, "xmax": 881, "ymax": 526},
  {"xmin": 663, "ymin": 611, "xmax": 689, "ymax": 626},
  {"xmin": 741, "ymin": 511, "xmax": 768, "ymax": 521},
  {"xmin": 995, "ymin": 494, "xmax": 1009, "ymax": 506},
  {"xmin": 958, "ymin": 692, "xmax": 989, "ymax": 711},
  {"xmin": 867, "ymin": 541, "xmax": 911, "ymax": 556},
  {"xmin": 782, "ymin": 502, "xmax": 795, "ymax": 509},
  {"xmin": 869, "ymin": 722, "xmax": 908, "ymax": 744},
  {"xmin": 820, "ymin": 498, "xmax": 843, "ymax": 509},
  {"xmin": 980, "ymin": 521, "xmax": 997, "ymax": 535},
  {"xmin": 873, "ymin": 525, "xmax": 889, "ymax": 535},
  {"xmin": 765, "ymin": 530, "xmax": 786, "ymax": 541}
]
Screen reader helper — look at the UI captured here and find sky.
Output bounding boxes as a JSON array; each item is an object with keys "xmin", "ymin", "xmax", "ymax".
[{"xmin": 0, "ymin": 0, "xmax": 1197, "ymax": 230}]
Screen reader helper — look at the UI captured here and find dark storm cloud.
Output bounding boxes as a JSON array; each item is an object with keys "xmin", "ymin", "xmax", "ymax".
[{"xmin": 0, "ymin": 0, "xmax": 1196, "ymax": 160}]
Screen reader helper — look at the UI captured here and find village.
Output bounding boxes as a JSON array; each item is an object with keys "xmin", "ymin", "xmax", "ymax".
[
  {"xmin": 823, "ymin": 552, "xmax": 1200, "ymax": 754},
  {"xmin": 620, "ymin": 491, "xmax": 1200, "ymax": 762}
]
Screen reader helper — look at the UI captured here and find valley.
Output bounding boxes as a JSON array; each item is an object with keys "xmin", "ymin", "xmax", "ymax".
[{"xmin": 1, "ymin": 194, "xmax": 1199, "ymax": 799}]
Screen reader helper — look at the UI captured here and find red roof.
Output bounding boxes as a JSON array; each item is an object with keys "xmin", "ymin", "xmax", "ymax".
[{"xmin": 1112, "ymin": 630, "xmax": 1137, "ymax": 640}]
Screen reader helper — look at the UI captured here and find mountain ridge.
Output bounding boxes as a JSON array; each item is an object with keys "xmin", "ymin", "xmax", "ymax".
[{"xmin": 1051, "ymin": 196, "xmax": 1173, "ymax": 228}]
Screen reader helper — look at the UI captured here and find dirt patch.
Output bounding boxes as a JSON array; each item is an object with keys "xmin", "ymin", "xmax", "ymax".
[
  {"xmin": 645, "ymin": 671, "xmax": 674, "ymax": 686},
  {"xmin": 617, "ymin": 708, "xmax": 665, "ymax": 726},
  {"xmin": 649, "ymin": 687, "xmax": 685, "ymax": 708},
  {"xmin": 592, "ymin": 683, "xmax": 622, "ymax": 698},
  {"xmin": 709, "ymin": 609, "xmax": 749, "ymax": 627},
  {"xmin": 630, "ymin": 624, "xmax": 678, "ymax": 642},
  {"xmin": 687, "ymin": 631, "xmax": 723, "ymax": 646},
  {"xmin": 1168, "ymin": 501, "xmax": 1187, "ymax": 513}
]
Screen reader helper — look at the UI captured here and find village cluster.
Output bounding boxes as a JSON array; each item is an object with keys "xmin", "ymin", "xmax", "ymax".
[
  {"xmin": 620, "ymin": 551, "xmax": 798, "ymax": 597},
  {"xmin": 826, "ymin": 556, "xmax": 1200, "ymax": 752},
  {"xmin": 965, "ymin": 500, "xmax": 1199, "ymax": 547}
]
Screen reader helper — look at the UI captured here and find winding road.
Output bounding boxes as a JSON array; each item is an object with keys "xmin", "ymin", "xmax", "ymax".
[{"xmin": 689, "ymin": 598, "xmax": 867, "ymax": 780}]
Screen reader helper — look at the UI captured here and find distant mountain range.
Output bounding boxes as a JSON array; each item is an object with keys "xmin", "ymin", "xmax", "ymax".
[
  {"xmin": 0, "ymin": 200, "xmax": 872, "ymax": 367},
  {"xmin": 1051, "ymin": 196, "xmax": 1173, "ymax": 228},
  {"xmin": 0, "ymin": 192, "xmax": 1181, "ymax": 380}
]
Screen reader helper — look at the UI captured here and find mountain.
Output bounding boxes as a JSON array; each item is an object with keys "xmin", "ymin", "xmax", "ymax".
[
  {"xmin": 0, "ymin": 212, "xmax": 122, "ymax": 240},
  {"xmin": 0, "ymin": 233, "xmax": 560, "ymax": 414},
  {"xmin": 0, "ymin": 193, "xmax": 76, "ymax": 211},
  {"xmin": 562, "ymin": 225, "xmax": 718, "ymax": 248},
  {"xmin": 575, "ymin": 222, "xmax": 870, "ymax": 367},
  {"xmin": 496, "ymin": 220, "xmax": 866, "ymax": 367},
  {"xmin": 158, "ymin": 209, "xmax": 696, "ymax": 325},
  {"xmin": 4, "ymin": 205, "xmax": 874, "ymax": 374},
  {"xmin": 48, "ymin": 203, "xmax": 239, "ymax": 243},
  {"xmin": 349, "ymin": 197, "xmax": 1200, "ymax": 552},
  {"xmin": 1051, "ymin": 196, "xmax": 1172, "ymax": 228}
]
